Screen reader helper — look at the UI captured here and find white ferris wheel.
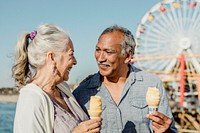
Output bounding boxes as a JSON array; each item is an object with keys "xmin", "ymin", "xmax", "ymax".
[{"xmin": 134, "ymin": 0, "xmax": 200, "ymax": 82}]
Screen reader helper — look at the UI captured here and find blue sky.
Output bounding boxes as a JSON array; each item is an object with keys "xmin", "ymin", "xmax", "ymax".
[{"xmin": 0, "ymin": 0, "xmax": 161, "ymax": 88}]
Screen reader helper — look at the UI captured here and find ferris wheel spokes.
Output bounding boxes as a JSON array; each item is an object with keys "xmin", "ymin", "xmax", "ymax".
[
  {"xmin": 135, "ymin": 0, "xmax": 200, "ymax": 81},
  {"xmin": 186, "ymin": 49, "xmax": 200, "ymax": 73}
]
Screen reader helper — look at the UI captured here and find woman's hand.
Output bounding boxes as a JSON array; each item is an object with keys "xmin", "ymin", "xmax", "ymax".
[{"xmin": 72, "ymin": 117, "xmax": 102, "ymax": 133}]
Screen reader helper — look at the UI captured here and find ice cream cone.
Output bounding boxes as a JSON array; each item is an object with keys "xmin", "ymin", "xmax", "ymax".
[
  {"xmin": 146, "ymin": 87, "xmax": 160, "ymax": 114},
  {"xmin": 88, "ymin": 110, "xmax": 102, "ymax": 119},
  {"xmin": 88, "ymin": 96, "xmax": 102, "ymax": 119}
]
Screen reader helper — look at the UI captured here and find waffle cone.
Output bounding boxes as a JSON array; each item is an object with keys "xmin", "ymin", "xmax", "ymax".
[{"xmin": 88, "ymin": 96, "xmax": 102, "ymax": 119}]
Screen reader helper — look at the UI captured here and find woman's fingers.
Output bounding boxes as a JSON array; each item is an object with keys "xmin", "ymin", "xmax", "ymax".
[
  {"xmin": 87, "ymin": 119, "xmax": 101, "ymax": 132},
  {"xmin": 74, "ymin": 118, "xmax": 102, "ymax": 133}
]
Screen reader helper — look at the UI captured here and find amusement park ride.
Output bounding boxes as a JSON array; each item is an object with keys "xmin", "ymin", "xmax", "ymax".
[{"xmin": 133, "ymin": 0, "xmax": 200, "ymax": 131}]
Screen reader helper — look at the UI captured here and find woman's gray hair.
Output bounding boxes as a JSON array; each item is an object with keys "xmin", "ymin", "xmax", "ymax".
[
  {"xmin": 99, "ymin": 25, "xmax": 136, "ymax": 55},
  {"xmin": 12, "ymin": 23, "xmax": 70, "ymax": 88}
]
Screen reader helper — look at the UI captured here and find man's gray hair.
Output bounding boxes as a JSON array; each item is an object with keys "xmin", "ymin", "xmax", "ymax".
[{"xmin": 99, "ymin": 25, "xmax": 136, "ymax": 55}]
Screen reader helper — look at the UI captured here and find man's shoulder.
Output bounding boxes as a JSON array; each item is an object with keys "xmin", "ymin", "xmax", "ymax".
[
  {"xmin": 79, "ymin": 73, "xmax": 98, "ymax": 85},
  {"xmin": 141, "ymin": 70, "xmax": 160, "ymax": 78},
  {"xmin": 73, "ymin": 73, "xmax": 100, "ymax": 95},
  {"xmin": 131, "ymin": 65, "xmax": 162, "ymax": 83}
]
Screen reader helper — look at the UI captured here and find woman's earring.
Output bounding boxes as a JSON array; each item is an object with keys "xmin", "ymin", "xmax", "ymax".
[{"xmin": 52, "ymin": 62, "xmax": 57, "ymax": 76}]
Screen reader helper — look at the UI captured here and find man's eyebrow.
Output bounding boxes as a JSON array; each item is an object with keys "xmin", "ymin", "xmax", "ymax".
[{"xmin": 105, "ymin": 49, "xmax": 117, "ymax": 52}]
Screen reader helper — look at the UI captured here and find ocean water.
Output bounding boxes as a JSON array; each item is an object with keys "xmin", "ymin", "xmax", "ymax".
[{"xmin": 0, "ymin": 103, "xmax": 16, "ymax": 133}]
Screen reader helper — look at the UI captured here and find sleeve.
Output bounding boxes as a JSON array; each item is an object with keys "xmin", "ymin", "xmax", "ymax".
[
  {"xmin": 157, "ymin": 80, "xmax": 177, "ymax": 133},
  {"xmin": 14, "ymin": 89, "xmax": 49, "ymax": 133}
]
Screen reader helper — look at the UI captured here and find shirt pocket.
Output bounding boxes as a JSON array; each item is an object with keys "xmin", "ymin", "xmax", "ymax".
[{"xmin": 128, "ymin": 98, "xmax": 148, "ymax": 123}]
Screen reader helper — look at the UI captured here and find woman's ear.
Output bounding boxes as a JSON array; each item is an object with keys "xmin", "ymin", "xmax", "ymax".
[{"xmin": 46, "ymin": 51, "xmax": 55, "ymax": 62}]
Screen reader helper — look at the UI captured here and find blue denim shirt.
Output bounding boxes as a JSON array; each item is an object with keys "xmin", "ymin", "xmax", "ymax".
[{"xmin": 73, "ymin": 65, "xmax": 177, "ymax": 133}]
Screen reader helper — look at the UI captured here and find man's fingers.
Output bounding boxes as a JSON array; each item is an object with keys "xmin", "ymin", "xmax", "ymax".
[
  {"xmin": 147, "ymin": 111, "xmax": 172, "ymax": 125},
  {"xmin": 152, "ymin": 120, "xmax": 162, "ymax": 128},
  {"xmin": 152, "ymin": 111, "xmax": 172, "ymax": 125},
  {"xmin": 152, "ymin": 125, "xmax": 160, "ymax": 133},
  {"xmin": 147, "ymin": 113, "xmax": 165, "ymax": 125},
  {"xmin": 152, "ymin": 111, "xmax": 165, "ymax": 119},
  {"xmin": 146, "ymin": 111, "xmax": 173, "ymax": 133}
]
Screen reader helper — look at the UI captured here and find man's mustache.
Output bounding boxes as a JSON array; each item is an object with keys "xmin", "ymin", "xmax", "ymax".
[{"xmin": 97, "ymin": 61, "xmax": 110, "ymax": 67}]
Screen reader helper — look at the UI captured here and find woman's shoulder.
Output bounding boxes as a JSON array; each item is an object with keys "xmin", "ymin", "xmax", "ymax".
[{"xmin": 18, "ymin": 83, "xmax": 51, "ymax": 107}]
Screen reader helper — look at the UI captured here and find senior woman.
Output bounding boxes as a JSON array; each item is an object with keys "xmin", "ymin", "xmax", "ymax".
[{"xmin": 12, "ymin": 23, "xmax": 101, "ymax": 133}]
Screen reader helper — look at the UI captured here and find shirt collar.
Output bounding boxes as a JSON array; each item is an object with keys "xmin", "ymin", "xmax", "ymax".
[
  {"xmin": 129, "ymin": 64, "xmax": 143, "ymax": 81},
  {"xmin": 87, "ymin": 65, "xmax": 143, "ymax": 90}
]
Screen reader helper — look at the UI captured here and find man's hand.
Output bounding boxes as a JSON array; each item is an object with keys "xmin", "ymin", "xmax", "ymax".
[{"xmin": 146, "ymin": 111, "xmax": 172, "ymax": 133}]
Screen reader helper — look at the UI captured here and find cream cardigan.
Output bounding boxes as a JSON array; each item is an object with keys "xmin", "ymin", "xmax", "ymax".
[{"xmin": 14, "ymin": 82, "xmax": 77, "ymax": 133}]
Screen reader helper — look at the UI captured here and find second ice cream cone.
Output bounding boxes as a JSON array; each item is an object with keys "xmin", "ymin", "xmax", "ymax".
[{"xmin": 146, "ymin": 87, "xmax": 160, "ymax": 114}]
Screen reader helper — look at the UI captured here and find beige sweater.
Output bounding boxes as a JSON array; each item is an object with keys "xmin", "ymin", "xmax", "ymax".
[{"xmin": 14, "ymin": 82, "xmax": 79, "ymax": 133}]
